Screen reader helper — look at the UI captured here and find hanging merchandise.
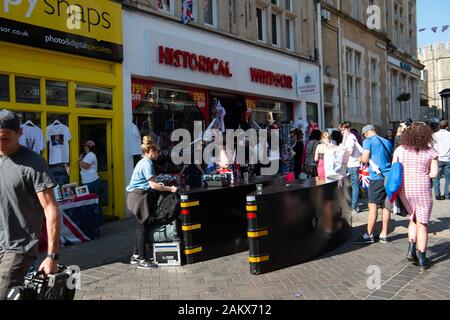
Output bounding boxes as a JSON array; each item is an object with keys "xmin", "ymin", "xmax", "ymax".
[
  {"xmin": 131, "ymin": 122, "xmax": 142, "ymax": 155},
  {"xmin": 181, "ymin": 0, "xmax": 193, "ymax": 24},
  {"xmin": 19, "ymin": 121, "xmax": 45, "ymax": 154},
  {"xmin": 212, "ymin": 99, "xmax": 226, "ymax": 133},
  {"xmin": 46, "ymin": 120, "xmax": 72, "ymax": 165}
]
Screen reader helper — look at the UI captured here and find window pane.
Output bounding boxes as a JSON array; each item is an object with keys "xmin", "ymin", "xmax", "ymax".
[
  {"xmin": 286, "ymin": 20, "xmax": 291, "ymax": 49},
  {"xmin": 257, "ymin": 8, "xmax": 263, "ymax": 41},
  {"xmin": 15, "ymin": 77, "xmax": 40, "ymax": 104},
  {"xmin": 76, "ymin": 84, "xmax": 112, "ymax": 110},
  {"xmin": 272, "ymin": 14, "xmax": 278, "ymax": 45},
  {"xmin": 286, "ymin": 0, "xmax": 292, "ymax": 11},
  {"xmin": 46, "ymin": 81, "xmax": 68, "ymax": 106},
  {"xmin": 158, "ymin": 0, "xmax": 172, "ymax": 13},
  {"xmin": 0, "ymin": 75, "xmax": 9, "ymax": 102},
  {"xmin": 205, "ymin": 0, "xmax": 214, "ymax": 25}
]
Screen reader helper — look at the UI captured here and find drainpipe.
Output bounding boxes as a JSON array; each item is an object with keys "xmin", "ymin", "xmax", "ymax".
[{"xmin": 316, "ymin": 0, "xmax": 325, "ymax": 129}]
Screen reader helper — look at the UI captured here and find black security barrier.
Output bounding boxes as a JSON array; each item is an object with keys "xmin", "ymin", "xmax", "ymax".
[
  {"xmin": 179, "ymin": 176, "xmax": 274, "ymax": 264},
  {"xmin": 246, "ymin": 178, "xmax": 352, "ymax": 275}
]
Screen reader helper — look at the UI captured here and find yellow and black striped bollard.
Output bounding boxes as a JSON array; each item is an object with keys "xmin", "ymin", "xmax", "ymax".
[
  {"xmin": 180, "ymin": 194, "xmax": 202, "ymax": 264},
  {"xmin": 246, "ymin": 195, "xmax": 270, "ymax": 275}
]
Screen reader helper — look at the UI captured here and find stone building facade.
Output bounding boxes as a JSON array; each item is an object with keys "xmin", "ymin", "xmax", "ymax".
[
  {"xmin": 319, "ymin": 0, "xmax": 422, "ymax": 131},
  {"xmin": 418, "ymin": 43, "xmax": 450, "ymax": 116}
]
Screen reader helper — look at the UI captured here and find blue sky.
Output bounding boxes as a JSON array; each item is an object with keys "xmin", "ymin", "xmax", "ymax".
[{"xmin": 417, "ymin": 0, "xmax": 450, "ymax": 48}]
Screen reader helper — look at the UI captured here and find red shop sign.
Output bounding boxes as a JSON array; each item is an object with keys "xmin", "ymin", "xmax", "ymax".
[
  {"xmin": 159, "ymin": 46, "xmax": 232, "ymax": 78},
  {"xmin": 131, "ymin": 79, "xmax": 154, "ymax": 109},
  {"xmin": 250, "ymin": 68, "xmax": 293, "ymax": 89}
]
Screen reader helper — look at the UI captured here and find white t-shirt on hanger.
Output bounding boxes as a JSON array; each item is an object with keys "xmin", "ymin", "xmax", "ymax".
[
  {"xmin": 19, "ymin": 125, "xmax": 45, "ymax": 154},
  {"xmin": 46, "ymin": 123, "xmax": 72, "ymax": 165}
]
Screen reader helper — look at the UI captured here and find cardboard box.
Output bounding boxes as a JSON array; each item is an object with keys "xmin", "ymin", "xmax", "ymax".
[{"xmin": 153, "ymin": 242, "xmax": 181, "ymax": 266}]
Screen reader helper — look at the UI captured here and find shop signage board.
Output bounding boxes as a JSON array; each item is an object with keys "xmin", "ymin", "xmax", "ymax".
[
  {"xmin": 0, "ymin": 0, "xmax": 123, "ymax": 62},
  {"xmin": 296, "ymin": 71, "xmax": 320, "ymax": 96},
  {"xmin": 249, "ymin": 68, "xmax": 293, "ymax": 89},
  {"xmin": 131, "ymin": 78, "xmax": 154, "ymax": 109}
]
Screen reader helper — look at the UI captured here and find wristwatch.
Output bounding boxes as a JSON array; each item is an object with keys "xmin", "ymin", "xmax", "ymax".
[{"xmin": 47, "ymin": 253, "xmax": 60, "ymax": 261}]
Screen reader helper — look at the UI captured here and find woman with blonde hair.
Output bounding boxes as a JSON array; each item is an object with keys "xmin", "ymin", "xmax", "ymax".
[
  {"xmin": 126, "ymin": 136, "xmax": 178, "ymax": 269},
  {"xmin": 315, "ymin": 131, "xmax": 332, "ymax": 180}
]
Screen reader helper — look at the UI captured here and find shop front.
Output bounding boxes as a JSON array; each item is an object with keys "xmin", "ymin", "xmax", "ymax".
[
  {"xmin": 122, "ymin": 9, "xmax": 320, "ymax": 196},
  {"xmin": 0, "ymin": 0, "xmax": 125, "ymax": 219}
]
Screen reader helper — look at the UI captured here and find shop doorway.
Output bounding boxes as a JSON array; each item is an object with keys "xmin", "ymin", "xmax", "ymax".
[{"xmin": 78, "ymin": 118, "xmax": 115, "ymax": 220}]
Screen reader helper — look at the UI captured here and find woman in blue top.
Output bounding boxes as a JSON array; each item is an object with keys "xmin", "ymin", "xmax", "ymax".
[{"xmin": 126, "ymin": 136, "xmax": 177, "ymax": 270}]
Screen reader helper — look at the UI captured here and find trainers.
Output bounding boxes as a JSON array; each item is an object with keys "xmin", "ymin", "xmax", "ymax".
[
  {"xmin": 131, "ymin": 256, "xmax": 154, "ymax": 265},
  {"xmin": 354, "ymin": 233, "xmax": 375, "ymax": 244},
  {"xmin": 351, "ymin": 207, "xmax": 360, "ymax": 215},
  {"xmin": 137, "ymin": 260, "xmax": 158, "ymax": 270},
  {"xmin": 130, "ymin": 255, "xmax": 142, "ymax": 265},
  {"xmin": 378, "ymin": 235, "xmax": 389, "ymax": 244}
]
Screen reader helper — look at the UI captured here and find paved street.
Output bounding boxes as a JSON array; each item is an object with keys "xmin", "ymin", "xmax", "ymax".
[{"xmin": 51, "ymin": 194, "xmax": 450, "ymax": 301}]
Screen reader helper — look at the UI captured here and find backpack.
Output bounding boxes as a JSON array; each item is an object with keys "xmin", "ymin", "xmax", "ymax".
[{"xmin": 150, "ymin": 192, "xmax": 181, "ymax": 226}]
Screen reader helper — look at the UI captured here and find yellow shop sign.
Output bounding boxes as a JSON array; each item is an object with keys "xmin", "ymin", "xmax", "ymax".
[{"xmin": 0, "ymin": 0, "xmax": 123, "ymax": 62}]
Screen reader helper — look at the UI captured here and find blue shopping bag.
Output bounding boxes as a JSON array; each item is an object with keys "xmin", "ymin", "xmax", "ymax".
[{"xmin": 386, "ymin": 162, "xmax": 403, "ymax": 203}]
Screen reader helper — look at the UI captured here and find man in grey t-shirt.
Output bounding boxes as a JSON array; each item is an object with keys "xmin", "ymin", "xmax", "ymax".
[{"xmin": 0, "ymin": 109, "xmax": 60, "ymax": 299}]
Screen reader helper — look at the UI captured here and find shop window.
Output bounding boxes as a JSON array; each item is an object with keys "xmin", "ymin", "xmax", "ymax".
[
  {"xmin": 306, "ymin": 102, "xmax": 319, "ymax": 125},
  {"xmin": 46, "ymin": 80, "xmax": 68, "ymax": 106},
  {"xmin": 76, "ymin": 84, "xmax": 112, "ymax": 110},
  {"xmin": 132, "ymin": 85, "xmax": 205, "ymax": 174},
  {"xmin": 253, "ymin": 101, "xmax": 292, "ymax": 127},
  {"xmin": 15, "ymin": 77, "xmax": 40, "ymax": 104},
  {"xmin": 0, "ymin": 75, "xmax": 9, "ymax": 101}
]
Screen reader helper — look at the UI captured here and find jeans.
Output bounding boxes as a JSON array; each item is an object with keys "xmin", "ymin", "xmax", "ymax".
[
  {"xmin": 434, "ymin": 161, "xmax": 450, "ymax": 199},
  {"xmin": 348, "ymin": 167, "xmax": 360, "ymax": 209},
  {"xmin": 85, "ymin": 179, "xmax": 100, "ymax": 195}
]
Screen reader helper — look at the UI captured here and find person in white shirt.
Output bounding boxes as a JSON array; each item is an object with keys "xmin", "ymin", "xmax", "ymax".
[
  {"xmin": 432, "ymin": 120, "xmax": 450, "ymax": 200},
  {"xmin": 340, "ymin": 121, "xmax": 362, "ymax": 213},
  {"xmin": 78, "ymin": 140, "xmax": 100, "ymax": 195}
]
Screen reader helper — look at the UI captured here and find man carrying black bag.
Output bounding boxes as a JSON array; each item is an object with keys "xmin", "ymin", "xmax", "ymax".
[{"xmin": 0, "ymin": 110, "xmax": 61, "ymax": 300}]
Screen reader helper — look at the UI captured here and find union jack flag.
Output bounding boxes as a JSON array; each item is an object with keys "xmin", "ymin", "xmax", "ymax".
[
  {"xmin": 358, "ymin": 163, "xmax": 370, "ymax": 189},
  {"xmin": 181, "ymin": 0, "xmax": 193, "ymax": 24}
]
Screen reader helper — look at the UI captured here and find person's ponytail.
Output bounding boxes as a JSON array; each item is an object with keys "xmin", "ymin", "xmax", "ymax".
[{"xmin": 141, "ymin": 136, "xmax": 159, "ymax": 154}]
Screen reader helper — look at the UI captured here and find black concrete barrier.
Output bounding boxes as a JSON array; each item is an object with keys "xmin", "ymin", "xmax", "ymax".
[
  {"xmin": 246, "ymin": 178, "xmax": 352, "ymax": 275},
  {"xmin": 178, "ymin": 176, "xmax": 274, "ymax": 264}
]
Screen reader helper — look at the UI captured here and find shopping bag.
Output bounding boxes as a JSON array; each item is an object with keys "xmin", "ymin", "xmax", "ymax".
[{"xmin": 386, "ymin": 162, "xmax": 403, "ymax": 203}]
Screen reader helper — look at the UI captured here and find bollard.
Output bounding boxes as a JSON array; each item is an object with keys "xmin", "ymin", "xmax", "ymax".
[
  {"xmin": 246, "ymin": 195, "xmax": 270, "ymax": 275},
  {"xmin": 180, "ymin": 194, "xmax": 202, "ymax": 264}
]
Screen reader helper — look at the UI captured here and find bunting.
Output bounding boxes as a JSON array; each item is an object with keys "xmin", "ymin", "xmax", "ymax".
[{"xmin": 418, "ymin": 25, "xmax": 450, "ymax": 33}]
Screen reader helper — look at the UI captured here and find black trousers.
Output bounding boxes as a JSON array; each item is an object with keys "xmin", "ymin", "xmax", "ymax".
[
  {"xmin": 0, "ymin": 250, "xmax": 35, "ymax": 300},
  {"xmin": 133, "ymin": 220, "xmax": 152, "ymax": 260}
]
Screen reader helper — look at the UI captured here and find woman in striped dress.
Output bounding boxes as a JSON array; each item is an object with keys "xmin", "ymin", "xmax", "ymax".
[{"xmin": 395, "ymin": 123, "xmax": 439, "ymax": 270}]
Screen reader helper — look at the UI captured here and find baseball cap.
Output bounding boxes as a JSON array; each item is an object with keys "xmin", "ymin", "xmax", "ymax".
[
  {"xmin": 0, "ymin": 109, "xmax": 20, "ymax": 131},
  {"xmin": 362, "ymin": 125, "xmax": 376, "ymax": 135},
  {"xmin": 82, "ymin": 140, "xmax": 96, "ymax": 148}
]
